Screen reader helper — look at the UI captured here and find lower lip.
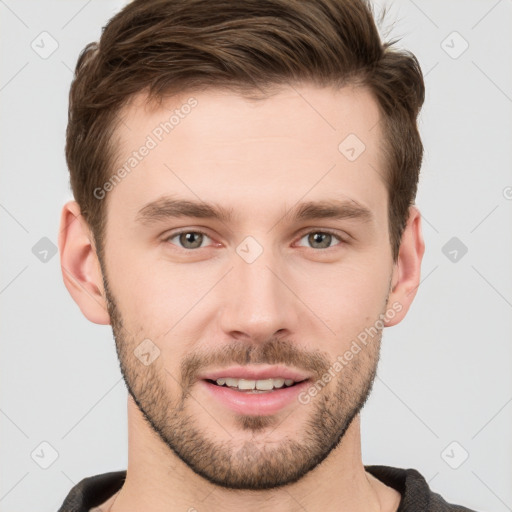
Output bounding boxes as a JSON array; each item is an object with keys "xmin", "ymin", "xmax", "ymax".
[{"xmin": 200, "ymin": 380, "xmax": 310, "ymax": 416}]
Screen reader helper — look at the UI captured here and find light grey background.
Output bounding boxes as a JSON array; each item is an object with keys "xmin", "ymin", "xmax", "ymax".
[{"xmin": 1, "ymin": 1, "xmax": 511, "ymax": 511}]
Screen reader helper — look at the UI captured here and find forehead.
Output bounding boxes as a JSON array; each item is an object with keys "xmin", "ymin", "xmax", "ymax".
[
  {"xmin": 117, "ymin": 83, "xmax": 383, "ymax": 152},
  {"xmin": 107, "ymin": 84, "xmax": 387, "ymax": 226}
]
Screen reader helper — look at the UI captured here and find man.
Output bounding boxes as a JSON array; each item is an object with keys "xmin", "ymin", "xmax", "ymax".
[{"xmin": 57, "ymin": 0, "xmax": 478, "ymax": 510}]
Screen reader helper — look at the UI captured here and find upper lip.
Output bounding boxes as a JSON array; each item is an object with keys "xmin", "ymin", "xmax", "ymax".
[{"xmin": 198, "ymin": 365, "xmax": 312, "ymax": 382}]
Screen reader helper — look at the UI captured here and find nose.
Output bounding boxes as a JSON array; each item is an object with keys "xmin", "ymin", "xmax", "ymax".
[{"xmin": 217, "ymin": 244, "xmax": 299, "ymax": 343}]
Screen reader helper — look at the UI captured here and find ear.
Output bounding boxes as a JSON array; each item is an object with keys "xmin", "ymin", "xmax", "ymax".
[
  {"xmin": 384, "ymin": 205, "xmax": 425, "ymax": 327},
  {"xmin": 58, "ymin": 200, "xmax": 110, "ymax": 325}
]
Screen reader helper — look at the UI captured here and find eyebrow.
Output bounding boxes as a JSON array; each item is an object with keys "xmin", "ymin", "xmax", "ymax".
[{"xmin": 135, "ymin": 195, "xmax": 373, "ymax": 226}]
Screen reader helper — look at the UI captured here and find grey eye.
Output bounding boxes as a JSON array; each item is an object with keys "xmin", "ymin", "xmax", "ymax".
[
  {"xmin": 297, "ymin": 232, "xmax": 340, "ymax": 249},
  {"xmin": 167, "ymin": 231, "xmax": 210, "ymax": 249}
]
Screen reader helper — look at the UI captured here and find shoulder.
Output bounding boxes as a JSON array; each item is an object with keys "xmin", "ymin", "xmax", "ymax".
[
  {"xmin": 365, "ymin": 465, "xmax": 482, "ymax": 512},
  {"xmin": 57, "ymin": 471, "xmax": 126, "ymax": 512}
]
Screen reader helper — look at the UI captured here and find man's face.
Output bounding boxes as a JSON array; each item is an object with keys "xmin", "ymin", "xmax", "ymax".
[{"xmin": 99, "ymin": 84, "xmax": 395, "ymax": 489}]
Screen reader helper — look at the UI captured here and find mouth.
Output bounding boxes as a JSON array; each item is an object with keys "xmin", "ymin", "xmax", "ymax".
[
  {"xmin": 204, "ymin": 377, "xmax": 306, "ymax": 393},
  {"xmin": 197, "ymin": 366, "xmax": 313, "ymax": 415}
]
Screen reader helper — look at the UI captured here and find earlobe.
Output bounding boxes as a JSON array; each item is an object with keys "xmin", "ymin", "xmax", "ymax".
[
  {"xmin": 58, "ymin": 200, "xmax": 111, "ymax": 325},
  {"xmin": 384, "ymin": 205, "xmax": 425, "ymax": 327}
]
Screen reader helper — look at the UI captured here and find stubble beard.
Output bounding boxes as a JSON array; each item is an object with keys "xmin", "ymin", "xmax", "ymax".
[{"xmin": 102, "ymin": 272, "xmax": 384, "ymax": 490}]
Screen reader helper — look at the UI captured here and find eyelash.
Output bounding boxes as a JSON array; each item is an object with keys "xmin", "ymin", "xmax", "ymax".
[{"xmin": 164, "ymin": 229, "xmax": 346, "ymax": 250}]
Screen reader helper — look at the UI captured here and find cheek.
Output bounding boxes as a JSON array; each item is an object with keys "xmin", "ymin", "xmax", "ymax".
[
  {"xmin": 106, "ymin": 249, "xmax": 218, "ymax": 339},
  {"xmin": 296, "ymin": 261, "xmax": 390, "ymax": 339}
]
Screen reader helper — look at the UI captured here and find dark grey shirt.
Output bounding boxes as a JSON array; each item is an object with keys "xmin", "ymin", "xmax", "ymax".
[{"xmin": 57, "ymin": 465, "xmax": 480, "ymax": 511}]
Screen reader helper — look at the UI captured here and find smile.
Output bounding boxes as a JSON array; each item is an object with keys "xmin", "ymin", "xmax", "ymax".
[{"xmin": 209, "ymin": 377, "xmax": 302, "ymax": 392}]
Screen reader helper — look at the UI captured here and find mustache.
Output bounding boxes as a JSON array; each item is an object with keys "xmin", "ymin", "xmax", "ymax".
[{"xmin": 180, "ymin": 338, "xmax": 331, "ymax": 389}]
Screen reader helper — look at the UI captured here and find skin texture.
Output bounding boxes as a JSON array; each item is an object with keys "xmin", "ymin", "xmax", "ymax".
[{"xmin": 59, "ymin": 84, "xmax": 424, "ymax": 512}]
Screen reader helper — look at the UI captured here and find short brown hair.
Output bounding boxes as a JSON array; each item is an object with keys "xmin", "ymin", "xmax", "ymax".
[{"xmin": 66, "ymin": 0, "xmax": 424, "ymax": 262}]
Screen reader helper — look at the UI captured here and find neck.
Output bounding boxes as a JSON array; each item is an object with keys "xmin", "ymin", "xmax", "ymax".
[{"xmin": 108, "ymin": 397, "xmax": 400, "ymax": 512}]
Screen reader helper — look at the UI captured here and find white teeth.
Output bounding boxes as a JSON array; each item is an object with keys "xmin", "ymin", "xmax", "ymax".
[
  {"xmin": 238, "ymin": 379, "xmax": 256, "ymax": 390},
  {"xmin": 272, "ymin": 378, "xmax": 285, "ymax": 389},
  {"xmin": 214, "ymin": 377, "xmax": 297, "ymax": 390},
  {"xmin": 255, "ymin": 379, "xmax": 274, "ymax": 391}
]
